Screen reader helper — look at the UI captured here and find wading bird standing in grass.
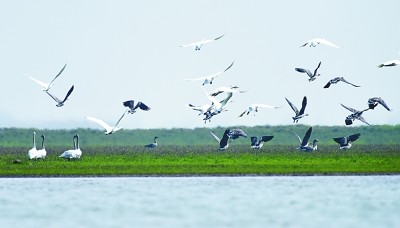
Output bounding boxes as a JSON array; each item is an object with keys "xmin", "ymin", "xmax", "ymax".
[
  {"xmin": 367, "ymin": 97, "xmax": 392, "ymax": 111},
  {"xmin": 144, "ymin": 136, "xmax": 158, "ymax": 148},
  {"xmin": 295, "ymin": 61, "xmax": 322, "ymax": 82},
  {"xmin": 86, "ymin": 110, "xmax": 128, "ymax": 135},
  {"xmin": 238, "ymin": 103, "xmax": 282, "ymax": 117},
  {"xmin": 300, "ymin": 38, "xmax": 341, "ymax": 49},
  {"xmin": 293, "ymin": 127, "xmax": 318, "ymax": 152},
  {"xmin": 45, "ymin": 85, "xmax": 74, "ymax": 107},
  {"xmin": 250, "ymin": 135, "xmax": 274, "ymax": 150},
  {"xmin": 323, "ymin": 77, "xmax": 360, "ymax": 88},
  {"xmin": 59, "ymin": 134, "xmax": 82, "ymax": 161},
  {"xmin": 24, "ymin": 63, "xmax": 67, "ymax": 91},
  {"xmin": 178, "ymin": 34, "xmax": 225, "ymax": 51},
  {"xmin": 333, "ymin": 133, "xmax": 361, "ymax": 150},
  {"xmin": 184, "ymin": 61, "xmax": 234, "ymax": 86},
  {"xmin": 285, "ymin": 96, "xmax": 309, "ymax": 123},
  {"xmin": 341, "ymin": 104, "xmax": 370, "ymax": 126},
  {"xmin": 123, "ymin": 100, "xmax": 151, "ymax": 114},
  {"xmin": 37, "ymin": 135, "xmax": 46, "ymax": 160},
  {"xmin": 27, "ymin": 132, "xmax": 39, "ymax": 160},
  {"xmin": 209, "ymin": 128, "xmax": 230, "ymax": 151}
]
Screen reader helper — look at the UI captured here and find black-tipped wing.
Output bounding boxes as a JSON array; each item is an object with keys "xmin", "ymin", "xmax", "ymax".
[
  {"xmin": 61, "ymin": 85, "xmax": 74, "ymax": 103},
  {"xmin": 214, "ymin": 34, "xmax": 225, "ymax": 40},
  {"xmin": 301, "ymin": 127, "xmax": 312, "ymax": 146},
  {"xmin": 135, "ymin": 101, "xmax": 151, "ymax": 111},
  {"xmin": 260, "ymin": 135, "xmax": 274, "ymax": 143},
  {"xmin": 299, "ymin": 96, "xmax": 307, "ymax": 115},
  {"xmin": 341, "ymin": 104, "xmax": 358, "ymax": 113},
  {"xmin": 323, "ymin": 81, "xmax": 331, "ymax": 88},
  {"xmin": 250, "ymin": 137, "xmax": 258, "ymax": 146},
  {"xmin": 295, "ymin": 68, "xmax": 312, "ymax": 77},
  {"xmin": 348, "ymin": 133, "xmax": 361, "ymax": 142},
  {"xmin": 313, "ymin": 61, "xmax": 321, "ymax": 76},
  {"xmin": 223, "ymin": 61, "xmax": 234, "ymax": 73},
  {"xmin": 123, "ymin": 100, "xmax": 134, "ymax": 109},
  {"xmin": 285, "ymin": 97, "xmax": 299, "ymax": 115}
]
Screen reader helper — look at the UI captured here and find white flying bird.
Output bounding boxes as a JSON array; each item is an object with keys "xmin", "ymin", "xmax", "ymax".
[
  {"xmin": 86, "ymin": 110, "xmax": 128, "ymax": 135},
  {"xmin": 300, "ymin": 38, "xmax": 341, "ymax": 49},
  {"xmin": 184, "ymin": 61, "xmax": 234, "ymax": 86},
  {"xmin": 202, "ymin": 88, "xmax": 233, "ymax": 122},
  {"xmin": 238, "ymin": 104, "xmax": 282, "ymax": 117},
  {"xmin": 24, "ymin": 63, "xmax": 67, "ymax": 91},
  {"xmin": 178, "ymin": 34, "xmax": 225, "ymax": 51},
  {"xmin": 209, "ymin": 86, "xmax": 248, "ymax": 97}
]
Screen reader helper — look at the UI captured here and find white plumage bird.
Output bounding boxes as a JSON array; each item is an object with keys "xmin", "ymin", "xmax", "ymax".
[
  {"xmin": 238, "ymin": 104, "xmax": 282, "ymax": 117},
  {"xmin": 300, "ymin": 38, "xmax": 341, "ymax": 49},
  {"xmin": 178, "ymin": 34, "xmax": 225, "ymax": 51},
  {"xmin": 86, "ymin": 110, "xmax": 128, "ymax": 135},
  {"xmin": 184, "ymin": 61, "xmax": 234, "ymax": 86},
  {"xmin": 24, "ymin": 63, "xmax": 67, "ymax": 91}
]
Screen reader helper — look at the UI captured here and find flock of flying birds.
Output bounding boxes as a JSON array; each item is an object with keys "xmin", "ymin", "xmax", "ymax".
[{"xmin": 24, "ymin": 36, "xmax": 396, "ymax": 159}]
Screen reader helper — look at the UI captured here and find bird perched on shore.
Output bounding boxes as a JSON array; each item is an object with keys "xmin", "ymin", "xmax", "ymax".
[
  {"xmin": 238, "ymin": 103, "xmax": 282, "ymax": 117},
  {"xmin": 300, "ymin": 38, "xmax": 341, "ymax": 49},
  {"xmin": 250, "ymin": 135, "xmax": 274, "ymax": 150},
  {"xmin": 123, "ymin": 100, "xmax": 151, "ymax": 114},
  {"xmin": 144, "ymin": 136, "xmax": 158, "ymax": 148},
  {"xmin": 45, "ymin": 85, "xmax": 74, "ymax": 107},
  {"xmin": 295, "ymin": 62, "xmax": 322, "ymax": 82},
  {"xmin": 184, "ymin": 61, "xmax": 234, "ymax": 86},
  {"xmin": 59, "ymin": 134, "xmax": 82, "ymax": 161},
  {"xmin": 209, "ymin": 128, "xmax": 230, "ymax": 151},
  {"xmin": 333, "ymin": 133, "xmax": 361, "ymax": 149},
  {"xmin": 341, "ymin": 104, "xmax": 370, "ymax": 126},
  {"xmin": 24, "ymin": 63, "xmax": 67, "ymax": 92},
  {"xmin": 178, "ymin": 34, "xmax": 225, "ymax": 51},
  {"xmin": 285, "ymin": 96, "xmax": 309, "ymax": 123},
  {"xmin": 323, "ymin": 77, "xmax": 360, "ymax": 88},
  {"xmin": 27, "ymin": 132, "xmax": 39, "ymax": 160},
  {"xmin": 293, "ymin": 127, "xmax": 318, "ymax": 152},
  {"xmin": 367, "ymin": 97, "xmax": 392, "ymax": 111}
]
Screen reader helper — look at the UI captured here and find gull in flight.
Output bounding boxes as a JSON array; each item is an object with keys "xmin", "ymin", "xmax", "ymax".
[
  {"xmin": 250, "ymin": 135, "xmax": 274, "ymax": 150},
  {"xmin": 45, "ymin": 85, "xmax": 74, "ymax": 107},
  {"xmin": 300, "ymin": 38, "xmax": 341, "ymax": 49},
  {"xmin": 202, "ymin": 88, "xmax": 233, "ymax": 122},
  {"xmin": 24, "ymin": 63, "xmax": 67, "ymax": 91},
  {"xmin": 293, "ymin": 127, "xmax": 318, "ymax": 152},
  {"xmin": 186, "ymin": 103, "xmax": 212, "ymax": 116},
  {"xmin": 341, "ymin": 104, "xmax": 370, "ymax": 126},
  {"xmin": 178, "ymin": 34, "xmax": 225, "ymax": 51},
  {"xmin": 238, "ymin": 104, "xmax": 282, "ymax": 117},
  {"xmin": 86, "ymin": 110, "xmax": 128, "ymax": 135},
  {"xmin": 368, "ymin": 97, "xmax": 392, "ymax": 111},
  {"xmin": 209, "ymin": 128, "xmax": 230, "ymax": 151},
  {"xmin": 324, "ymin": 77, "xmax": 360, "ymax": 88},
  {"xmin": 184, "ymin": 61, "xmax": 234, "ymax": 85},
  {"xmin": 122, "ymin": 100, "xmax": 151, "ymax": 114},
  {"xmin": 209, "ymin": 86, "xmax": 248, "ymax": 97},
  {"xmin": 295, "ymin": 61, "xmax": 322, "ymax": 82},
  {"xmin": 333, "ymin": 133, "xmax": 361, "ymax": 150},
  {"xmin": 377, "ymin": 60, "xmax": 400, "ymax": 68},
  {"xmin": 285, "ymin": 96, "xmax": 309, "ymax": 123}
]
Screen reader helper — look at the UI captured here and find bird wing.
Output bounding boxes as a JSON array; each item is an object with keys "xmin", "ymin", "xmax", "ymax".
[
  {"xmin": 318, "ymin": 39, "xmax": 341, "ymax": 49},
  {"xmin": 340, "ymin": 77, "xmax": 360, "ymax": 87},
  {"xmin": 285, "ymin": 97, "xmax": 299, "ymax": 115},
  {"xmin": 86, "ymin": 116, "xmax": 112, "ymax": 131},
  {"xmin": 313, "ymin": 62, "xmax": 322, "ymax": 76},
  {"xmin": 209, "ymin": 131, "xmax": 221, "ymax": 143},
  {"xmin": 376, "ymin": 98, "xmax": 392, "ymax": 111},
  {"xmin": 25, "ymin": 74, "xmax": 48, "ymax": 88},
  {"xmin": 292, "ymin": 130, "xmax": 303, "ymax": 144},
  {"xmin": 48, "ymin": 63, "xmax": 67, "ymax": 88},
  {"xmin": 254, "ymin": 104, "xmax": 282, "ymax": 109},
  {"xmin": 348, "ymin": 133, "xmax": 361, "ymax": 142},
  {"xmin": 219, "ymin": 92, "xmax": 233, "ymax": 108},
  {"xmin": 113, "ymin": 110, "xmax": 128, "ymax": 129},
  {"xmin": 238, "ymin": 110, "xmax": 247, "ymax": 117},
  {"xmin": 135, "ymin": 101, "xmax": 151, "ymax": 111},
  {"xmin": 323, "ymin": 81, "xmax": 331, "ymax": 88},
  {"xmin": 183, "ymin": 76, "xmax": 210, "ymax": 81},
  {"xmin": 219, "ymin": 129, "xmax": 230, "ymax": 148},
  {"xmin": 341, "ymin": 104, "xmax": 358, "ymax": 113},
  {"xmin": 61, "ymin": 85, "xmax": 74, "ymax": 103},
  {"xmin": 295, "ymin": 68, "xmax": 312, "ymax": 77},
  {"xmin": 45, "ymin": 91, "xmax": 62, "ymax": 103},
  {"xmin": 356, "ymin": 116, "xmax": 371, "ymax": 126},
  {"xmin": 260, "ymin": 135, "xmax": 274, "ymax": 143},
  {"xmin": 209, "ymin": 61, "xmax": 235, "ymax": 78},
  {"xmin": 333, "ymin": 137, "xmax": 345, "ymax": 145},
  {"xmin": 301, "ymin": 127, "xmax": 312, "ymax": 146},
  {"xmin": 213, "ymin": 34, "xmax": 225, "ymax": 41},
  {"xmin": 122, "ymin": 100, "xmax": 134, "ymax": 109},
  {"xmin": 299, "ymin": 96, "xmax": 307, "ymax": 115},
  {"xmin": 250, "ymin": 137, "xmax": 258, "ymax": 146}
]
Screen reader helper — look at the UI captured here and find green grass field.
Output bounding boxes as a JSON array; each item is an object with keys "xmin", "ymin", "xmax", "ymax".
[{"xmin": 1, "ymin": 145, "xmax": 399, "ymax": 176}]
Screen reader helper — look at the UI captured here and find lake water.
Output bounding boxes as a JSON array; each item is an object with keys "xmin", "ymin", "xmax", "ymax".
[{"xmin": 0, "ymin": 176, "xmax": 399, "ymax": 228}]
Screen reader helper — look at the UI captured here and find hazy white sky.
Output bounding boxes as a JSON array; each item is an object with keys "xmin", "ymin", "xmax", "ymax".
[{"xmin": 0, "ymin": 1, "xmax": 399, "ymax": 130}]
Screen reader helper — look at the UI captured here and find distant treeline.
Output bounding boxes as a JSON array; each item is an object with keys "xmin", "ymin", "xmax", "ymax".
[{"xmin": 0, "ymin": 125, "xmax": 399, "ymax": 147}]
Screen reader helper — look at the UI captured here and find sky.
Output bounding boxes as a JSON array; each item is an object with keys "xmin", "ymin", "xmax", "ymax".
[{"xmin": 0, "ymin": 0, "xmax": 399, "ymax": 130}]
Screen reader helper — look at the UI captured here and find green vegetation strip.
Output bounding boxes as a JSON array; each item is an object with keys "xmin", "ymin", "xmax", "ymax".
[{"xmin": 1, "ymin": 145, "xmax": 399, "ymax": 176}]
